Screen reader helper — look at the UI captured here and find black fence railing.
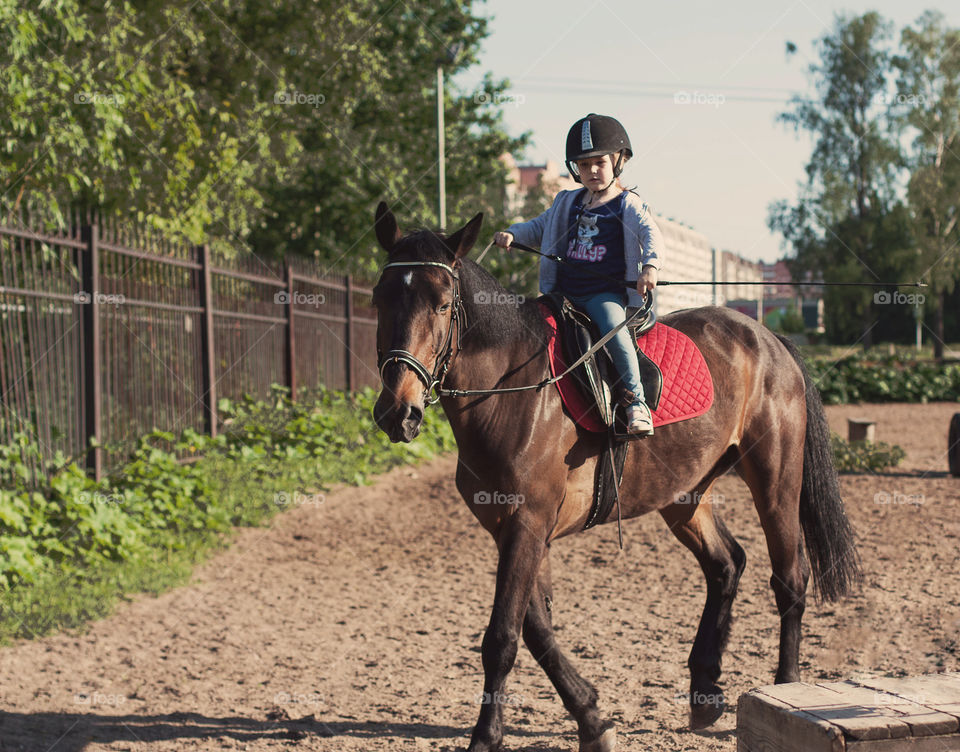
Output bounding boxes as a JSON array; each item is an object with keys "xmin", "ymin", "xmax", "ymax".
[{"xmin": 0, "ymin": 216, "xmax": 379, "ymax": 479}]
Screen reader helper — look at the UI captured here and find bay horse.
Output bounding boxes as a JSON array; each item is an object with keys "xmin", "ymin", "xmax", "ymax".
[{"xmin": 370, "ymin": 203, "xmax": 861, "ymax": 752}]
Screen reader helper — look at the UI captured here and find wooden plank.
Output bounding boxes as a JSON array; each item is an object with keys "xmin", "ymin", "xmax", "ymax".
[
  {"xmin": 815, "ymin": 681, "xmax": 955, "ymax": 739},
  {"xmin": 847, "ymin": 735, "xmax": 960, "ymax": 751},
  {"xmin": 852, "ymin": 674, "xmax": 960, "ymax": 725},
  {"xmin": 737, "ymin": 688, "xmax": 844, "ymax": 752},
  {"xmin": 757, "ymin": 681, "xmax": 909, "ymax": 741}
]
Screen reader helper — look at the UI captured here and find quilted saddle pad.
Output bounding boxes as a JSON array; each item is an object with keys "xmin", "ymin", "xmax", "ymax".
[{"xmin": 540, "ymin": 311, "xmax": 714, "ymax": 432}]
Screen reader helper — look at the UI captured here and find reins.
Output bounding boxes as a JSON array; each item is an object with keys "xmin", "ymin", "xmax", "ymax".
[
  {"xmin": 376, "ymin": 259, "xmax": 651, "ymax": 403},
  {"xmin": 507, "ymin": 241, "xmax": 928, "ymax": 290}
]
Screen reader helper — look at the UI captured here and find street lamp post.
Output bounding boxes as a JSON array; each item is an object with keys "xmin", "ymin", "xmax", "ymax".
[
  {"xmin": 436, "ymin": 63, "xmax": 446, "ymax": 232},
  {"xmin": 436, "ymin": 42, "xmax": 463, "ymax": 233}
]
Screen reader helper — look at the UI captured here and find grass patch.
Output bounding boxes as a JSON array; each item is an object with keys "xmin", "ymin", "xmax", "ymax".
[{"xmin": 0, "ymin": 387, "xmax": 455, "ymax": 642}]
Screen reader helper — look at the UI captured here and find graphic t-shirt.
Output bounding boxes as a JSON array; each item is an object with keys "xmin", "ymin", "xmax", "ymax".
[{"xmin": 557, "ymin": 191, "xmax": 627, "ymax": 297}]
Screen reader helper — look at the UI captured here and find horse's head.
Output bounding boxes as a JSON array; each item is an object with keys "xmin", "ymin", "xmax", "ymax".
[{"xmin": 371, "ymin": 202, "xmax": 482, "ymax": 442}]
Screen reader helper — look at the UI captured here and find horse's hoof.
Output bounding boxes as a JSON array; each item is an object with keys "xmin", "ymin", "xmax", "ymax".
[
  {"xmin": 689, "ymin": 698, "xmax": 725, "ymax": 729},
  {"xmin": 580, "ymin": 726, "xmax": 616, "ymax": 752},
  {"xmin": 466, "ymin": 738, "xmax": 502, "ymax": 752}
]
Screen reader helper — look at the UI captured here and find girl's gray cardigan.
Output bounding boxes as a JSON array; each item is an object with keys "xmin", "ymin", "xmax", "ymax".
[{"xmin": 506, "ymin": 188, "xmax": 664, "ymax": 308}]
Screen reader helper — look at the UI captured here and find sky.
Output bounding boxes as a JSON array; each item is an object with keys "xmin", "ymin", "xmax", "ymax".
[{"xmin": 455, "ymin": 0, "xmax": 960, "ymax": 264}]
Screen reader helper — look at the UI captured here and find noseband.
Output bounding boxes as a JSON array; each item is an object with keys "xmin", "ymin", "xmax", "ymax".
[{"xmin": 377, "ymin": 260, "xmax": 464, "ymax": 404}]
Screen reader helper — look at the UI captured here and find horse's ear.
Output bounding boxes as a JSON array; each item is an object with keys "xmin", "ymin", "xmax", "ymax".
[
  {"xmin": 443, "ymin": 213, "xmax": 483, "ymax": 260},
  {"xmin": 375, "ymin": 201, "xmax": 401, "ymax": 253}
]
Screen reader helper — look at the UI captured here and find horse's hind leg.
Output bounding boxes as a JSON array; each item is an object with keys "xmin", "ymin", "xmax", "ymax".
[
  {"xmin": 660, "ymin": 492, "xmax": 746, "ymax": 729},
  {"xmin": 522, "ymin": 552, "xmax": 615, "ymax": 752},
  {"xmin": 735, "ymin": 426, "xmax": 809, "ymax": 685}
]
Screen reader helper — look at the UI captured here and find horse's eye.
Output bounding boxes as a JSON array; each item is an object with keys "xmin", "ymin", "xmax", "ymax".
[{"xmin": 437, "ymin": 303, "xmax": 451, "ymax": 314}]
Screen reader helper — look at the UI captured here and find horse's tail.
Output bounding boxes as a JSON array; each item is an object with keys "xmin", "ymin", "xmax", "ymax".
[{"xmin": 776, "ymin": 334, "xmax": 862, "ymax": 602}]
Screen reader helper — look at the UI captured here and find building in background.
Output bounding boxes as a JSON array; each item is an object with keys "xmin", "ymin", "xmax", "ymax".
[
  {"xmin": 654, "ymin": 216, "xmax": 715, "ymax": 315},
  {"xmin": 763, "ymin": 260, "xmax": 824, "ymax": 332},
  {"xmin": 502, "ymin": 155, "xmax": 576, "ymax": 220},
  {"xmin": 718, "ymin": 250, "xmax": 765, "ymax": 320}
]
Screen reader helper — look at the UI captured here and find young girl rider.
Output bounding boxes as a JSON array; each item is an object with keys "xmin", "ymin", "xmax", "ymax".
[{"xmin": 494, "ymin": 113, "xmax": 664, "ymax": 435}]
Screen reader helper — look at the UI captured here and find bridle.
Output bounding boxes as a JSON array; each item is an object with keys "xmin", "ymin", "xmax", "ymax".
[{"xmin": 376, "ymin": 260, "xmax": 464, "ymax": 405}]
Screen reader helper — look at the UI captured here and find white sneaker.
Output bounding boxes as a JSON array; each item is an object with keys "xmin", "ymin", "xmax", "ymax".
[{"xmin": 626, "ymin": 403, "xmax": 653, "ymax": 435}]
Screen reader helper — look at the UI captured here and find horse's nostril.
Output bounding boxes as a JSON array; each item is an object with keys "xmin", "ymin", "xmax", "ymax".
[{"xmin": 407, "ymin": 405, "xmax": 423, "ymax": 425}]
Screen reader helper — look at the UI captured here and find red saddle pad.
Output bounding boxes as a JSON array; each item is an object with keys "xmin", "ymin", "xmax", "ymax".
[{"xmin": 539, "ymin": 307, "xmax": 714, "ymax": 432}]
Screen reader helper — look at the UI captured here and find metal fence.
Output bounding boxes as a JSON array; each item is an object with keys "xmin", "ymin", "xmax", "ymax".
[{"xmin": 0, "ymin": 215, "xmax": 379, "ymax": 479}]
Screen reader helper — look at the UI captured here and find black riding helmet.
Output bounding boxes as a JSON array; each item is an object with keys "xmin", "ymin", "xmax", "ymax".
[{"xmin": 565, "ymin": 114, "xmax": 633, "ymax": 184}]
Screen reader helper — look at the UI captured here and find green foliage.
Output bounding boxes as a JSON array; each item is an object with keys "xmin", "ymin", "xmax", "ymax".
[
  {"xmin": 770, "ymin": 11, "xmax": 960, "ymax": 346},
  {"xmin": 0, "ymin": 387, "xmax": 456, "ymax": 640},
  {"xmin": 831, "ymin": 433, "xmax": 906, "ymax": 473},
  {"xmin": 892, "ymin": 12, "xmax": 960, "ymax": 355},
  {"xmin": 0, "ymin": 1, "xmax": 527, "ymax": 269},
  {"xmin": 805, "ymin": 351, "xmax": 960, "ymax": 403},
  {"xmin": 765, "ymin": 306, "xmax": 806, "ymax": 334}
]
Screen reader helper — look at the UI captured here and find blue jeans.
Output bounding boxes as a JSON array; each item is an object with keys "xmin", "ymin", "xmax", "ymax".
[{"xmin": 566, "ymin": 291, "xmax": 644, "ymax": 405}]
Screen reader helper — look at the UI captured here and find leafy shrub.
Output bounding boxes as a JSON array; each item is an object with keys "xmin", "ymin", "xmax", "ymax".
[
  {"xmin": 805, "ymin": 352, "xmax": 960, "ymax": 404},
  {"xmin": 831, "ymin": 433, "xmax": 906, "ymax": 473},
  {"xmin": 0, "ymin": 387, "xmax": 455, "ymax": 637}
]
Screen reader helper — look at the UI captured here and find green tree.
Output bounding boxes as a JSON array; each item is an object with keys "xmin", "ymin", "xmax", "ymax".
[
  {"xmin": 0, "ymin": 1, "xmax": 527, "ymax": 272},
  {"xmin": 0, "ymin": 1, "xmax": 286, "ymax": 245},
  {"xmin": 769, "ymin": 12, "xmax": 909, "ymax": 345},
  {"xmin": 893, "ymin": 11, "xmax": 960, "ymax": 359}
]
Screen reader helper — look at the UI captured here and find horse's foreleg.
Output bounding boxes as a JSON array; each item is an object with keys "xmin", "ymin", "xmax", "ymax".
[
  {"xmin": 661, "ymin": 496, "xmax": 746, "ymax": 729},
  {"xmin": 467, "ymin": 519, "xmax": 546, "ymax": 752},
  {"xmin": 523, "ymin": 553, "xmax": 615, "ymax": 752}
]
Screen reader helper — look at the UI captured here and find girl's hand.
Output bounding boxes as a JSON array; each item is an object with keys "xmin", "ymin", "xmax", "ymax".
[
  {"xmin": 494, "ymin": 231, "xmax": 514, "ymax": 249},
  {"xmin": 637, "ymin": 265, "xmax": 658, "ymax": 295}
]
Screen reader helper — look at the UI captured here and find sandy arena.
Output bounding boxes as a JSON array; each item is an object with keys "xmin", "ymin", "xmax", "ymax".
[{"xmin": 0, "ymin": 402, "xmax": 958, "ymax": 751}]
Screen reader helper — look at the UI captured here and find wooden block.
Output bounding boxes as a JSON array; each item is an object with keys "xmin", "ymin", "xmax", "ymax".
[
  {"xmin": 738, "ymin": 688, "xmax": 844, "ymax": 752},
  {"xmin": 737, "ymin": 675, "xmax": 960, "ymax": 751},
  {"xmin": 848, "ymin": 418, "xmax": 876, "ymax": 442}
]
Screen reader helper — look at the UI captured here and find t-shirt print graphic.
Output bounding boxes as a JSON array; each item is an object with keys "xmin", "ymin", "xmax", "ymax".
[{"xmin": 567, "ymin": 212, "xmax": 607, "ymax": 262}]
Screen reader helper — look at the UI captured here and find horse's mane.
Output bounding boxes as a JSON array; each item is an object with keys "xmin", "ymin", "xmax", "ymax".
[{"xmin": 457, "ymin": 258, "xmax": 550, "ymax": 351}]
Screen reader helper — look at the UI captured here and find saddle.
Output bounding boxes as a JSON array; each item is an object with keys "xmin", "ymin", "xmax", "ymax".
[{"xmin": 538, "ymin": 292, "xmax": 663, "ymax": 439}]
